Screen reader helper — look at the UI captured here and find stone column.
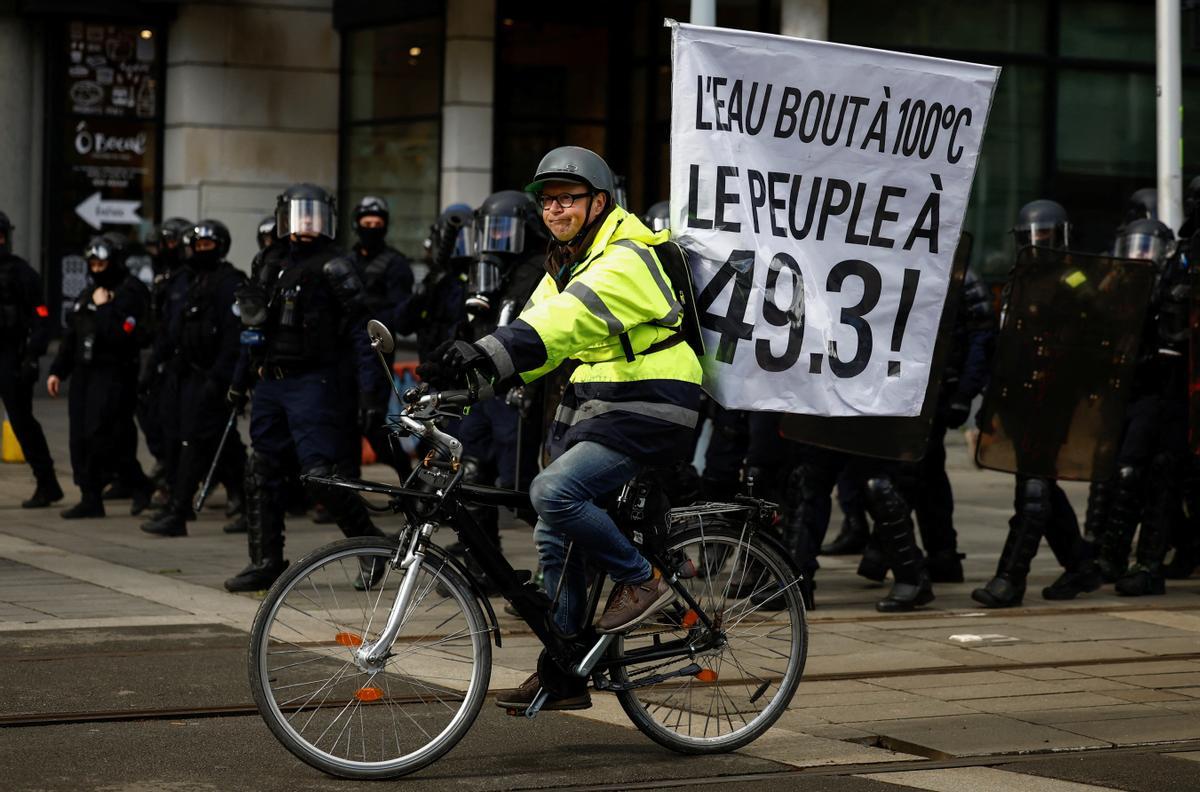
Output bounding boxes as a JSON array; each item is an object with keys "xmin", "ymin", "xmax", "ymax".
[
  {"xmin": 439, "ymin": 0, "xmax": 495, "ymax": 207},
  {"xmin": 0, "ymin": 11, "xmax": 43, "ymax": 268},
  {"xmin": 162, "ymin": 0, "xmax": 339, "ymax": 270},
  {"xmin": 780, "ymin": 0, "xmax": 829, "ymax": 40}
]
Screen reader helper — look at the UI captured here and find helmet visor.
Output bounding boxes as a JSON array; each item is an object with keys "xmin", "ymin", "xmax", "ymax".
[
  {"xmin": 1014, "ymin": 221, "xmax": 1067, "ymax": 250},
  {"xmin": 1115, "ymin": 232, "xmax": 1166, "ymax": 261},
  {"xmin": 84, "ymin": 241, "xmax": 111, "ymax": 261},
  {"xmin": 447, "ymin": 216, "xmax": 476, "ymax": 258},
  {"xmin": 277, "ymin": 198, "xmax": 335, "ymax": 239},
  {"xmin": 478, "ymin": 215, "xmax": 525, "ymax": 255}
]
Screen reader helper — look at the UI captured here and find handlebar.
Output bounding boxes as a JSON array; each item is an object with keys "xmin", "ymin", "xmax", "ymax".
[{"xmin": 392, "ymin": 386, "xmax": 471, "ymax": 464}]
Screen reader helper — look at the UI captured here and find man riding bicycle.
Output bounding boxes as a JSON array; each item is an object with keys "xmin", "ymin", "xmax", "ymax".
[{"xmin": 425, "ymin": 146, "xmax": 703, "ymax": 711}]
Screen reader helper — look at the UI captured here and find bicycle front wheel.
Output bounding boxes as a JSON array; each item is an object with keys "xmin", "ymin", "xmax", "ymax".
[
  {"xmin": 610, "ymin": 521, "xmax": 807, "ymax": 754},
  {"xmin": 248, "ymin": 536, "xmax": 492, "ymax": 779}
]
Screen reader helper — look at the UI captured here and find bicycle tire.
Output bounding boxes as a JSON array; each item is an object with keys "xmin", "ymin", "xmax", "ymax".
[
  {"xmin": 610, "ymin": 520, "xmax": 807, "ymax": 754},
  {"xmin": 248, "ymin": 536, "xmax": 492, "ymax": 779}
]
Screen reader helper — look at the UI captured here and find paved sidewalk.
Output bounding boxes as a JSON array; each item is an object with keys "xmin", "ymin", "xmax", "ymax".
[{"xmin": 2, "ymin": 395, "xmax": 1200, "ymax": 789}]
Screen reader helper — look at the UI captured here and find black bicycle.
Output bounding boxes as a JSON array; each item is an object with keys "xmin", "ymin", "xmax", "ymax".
[{"xmin": 246, "ymin": 321, "xmax": 808, "ymax": 779}]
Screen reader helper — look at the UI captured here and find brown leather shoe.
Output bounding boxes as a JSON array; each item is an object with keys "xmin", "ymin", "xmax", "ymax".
[
  {"xmin": 597, "ymin": 568, "xmax": 675, "ymax": 634},
  {"xmin": 494, "ymin": 672, "xmax": 591, "ymax": 712}
]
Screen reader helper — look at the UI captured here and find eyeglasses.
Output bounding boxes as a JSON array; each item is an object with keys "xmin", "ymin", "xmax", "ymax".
[{"xmin": 539, "ymin": 191, "xmax": 593, "ymax": 210}]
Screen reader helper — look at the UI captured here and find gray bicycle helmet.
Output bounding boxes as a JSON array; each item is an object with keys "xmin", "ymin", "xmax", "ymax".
[{"xmin": 524, "ymin": 146, "xmax": 616, "ymax": 198}]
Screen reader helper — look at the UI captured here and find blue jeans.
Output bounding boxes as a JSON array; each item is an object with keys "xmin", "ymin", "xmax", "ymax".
[{"xmin": 531, "ymin": 441, "xmax": 650, "ymax": 635}]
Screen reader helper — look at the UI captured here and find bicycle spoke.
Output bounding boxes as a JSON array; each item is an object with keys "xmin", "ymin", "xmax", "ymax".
[{"xmin": 252, "ymin": 541, "xmax": 490, "ymax": 776}]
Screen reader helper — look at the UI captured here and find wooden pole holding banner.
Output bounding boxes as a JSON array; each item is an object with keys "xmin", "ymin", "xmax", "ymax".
[{"xmin": 1157, "ymin": 0, "xmax": 1183, "ymax": 230}]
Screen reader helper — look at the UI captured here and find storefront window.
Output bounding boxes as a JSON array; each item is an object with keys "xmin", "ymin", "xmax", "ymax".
[
  {"xmin": 340, "ymin": 16, "xmax": 442, "ymax": 258},
  {"xmin": 830, "ymin": 0, "xmax": 1045, "ymax": 55},
  {"xmin": 493, "ymin": 8, "xmax": 611, "ymax": 196}
]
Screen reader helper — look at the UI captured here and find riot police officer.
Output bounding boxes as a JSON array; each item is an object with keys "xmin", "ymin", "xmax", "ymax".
[
  {"xmin": 441, "ymin": 191, "xmax": 547, "ymax": 576},
  {"xmin": 223, "ymin": 183, "xmax": 387, "ymax": 592},
  {"xmin": 1095, "ymin": 219, "xmax": 1189, "ymax": 596},
  {"xmin": 136, "ymin": 217, "xmax": 194, "ymax": 500},
  {"xmin": 397, "ymin": 204, "xmax": 475, "ymax": 362},
  {"xmin": 0, "ymin": 211, "xmax": 61, "ymax": 508},
  {"xmin": 350, "ymin": 195, "xmax": 414, "ymax": 478},
  {"xmin": 255, "ymin": 215, "xmax": 277, "ymax": 257},
  {"xmin": 141, "ymin": 220, "xmax": 246, "ymax": 537},
  {"xmin": 916, "ymin": 267, "xmax": 996, "ymax": 582},
  {"xmin": 973, "ymin": 200, "xmax": 1101, "ymax": 607},
  {"xmin": 48, "ymin": 234, "xmax": 152, "ymax": 518},
  {"xmin": 222, "ymin": 215, "xmax": 297, "ymax": 536}
]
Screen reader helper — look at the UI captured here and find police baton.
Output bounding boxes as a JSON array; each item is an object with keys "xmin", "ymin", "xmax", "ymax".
[{"xmin": 194, "ymin": 409, "xmax": 239, "ymax": 513}]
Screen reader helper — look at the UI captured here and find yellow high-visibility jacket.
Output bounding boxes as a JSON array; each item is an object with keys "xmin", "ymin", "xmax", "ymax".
[{"xmin": 477, "ymin": 206, "xmax": 703, "ymax": 462}]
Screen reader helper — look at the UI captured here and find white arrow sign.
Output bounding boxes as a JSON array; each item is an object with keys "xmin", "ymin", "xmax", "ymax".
[{"xmin": 74, "ymin": 191, "xmax": 143, "ymax": 230}]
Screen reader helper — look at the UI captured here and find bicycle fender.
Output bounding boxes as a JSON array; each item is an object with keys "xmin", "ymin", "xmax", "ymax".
[{"xmin": 423, "ymin": 542, "xmax": 503, "ymax": 648}]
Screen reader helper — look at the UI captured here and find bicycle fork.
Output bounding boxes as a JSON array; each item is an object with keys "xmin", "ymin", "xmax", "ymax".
[{"xmin": 353, "ymin": 523, "xmax": 435, "ymax": 672}]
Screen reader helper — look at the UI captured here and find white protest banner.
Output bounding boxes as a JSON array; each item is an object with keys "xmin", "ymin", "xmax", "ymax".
[{"xmin": 669, "ymin": 22, "xmax": 999, "ymax": 416}]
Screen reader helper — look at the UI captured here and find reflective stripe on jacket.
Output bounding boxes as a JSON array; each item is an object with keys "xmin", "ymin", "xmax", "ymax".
[{"xmin": 478, "ymin": 206, "xmax": 703, "ymax": 462}]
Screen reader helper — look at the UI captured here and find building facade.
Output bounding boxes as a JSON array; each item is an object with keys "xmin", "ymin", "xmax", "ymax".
[{"xmin": 0, "ymin": 0, "xmax": 1196, "ymax": 322}]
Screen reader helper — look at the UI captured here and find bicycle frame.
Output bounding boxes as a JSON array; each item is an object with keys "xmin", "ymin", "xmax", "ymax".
[{"xmin": 303, "ymin": 384, "xmax": 785, "ymax": 711}]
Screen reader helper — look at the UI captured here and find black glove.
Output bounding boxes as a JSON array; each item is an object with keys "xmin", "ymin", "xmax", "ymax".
[
  {"xmin": 226, "ymin": 385, "xmax": 249, "ymax": 414},
  {"xmin": 416, "ymin": 339, "xmax": 487, "ymax": 389},
  {"xmin": 440, "ymin": 339, "xmax": 487, "ymax": 370},
  {"xmin": 944, "ymin": 396, "xmax": 972, "ymax": 429}
]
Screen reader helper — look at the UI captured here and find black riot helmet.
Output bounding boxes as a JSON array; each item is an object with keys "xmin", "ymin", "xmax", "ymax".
[
  {"xmin": 1124, "ymin": 187, "xmax": 1159, "ymax": 224},
  {"xmin": 85, "ymin": 233, "xmax": 129, "ymax": 289},
  {"xmin": 1012, "ymin": 199, "xmax": 1070, "ymax": 250},
  {"xmin": 476, "ymin": 190, "xmax": 542, "ymax": 256},
  {"xmin": 353, "ymin": 195, "xmax": 389, "ymax": 251},
  {"xmin": 187, "ymin": 218, "xmax": 231, "ymax": 271},
  {"xmin": 1115, "ymin": 218, "xmax": 1173, "ymax": 262},
  {"xmin": 275, "ymin": 182, "xmax": 336, "ymax": 242},
  {"xmin": 256, "ymin": 215, "xmax": 276, "ymax": 251},
  {"xmin": 353, "ymin": 195, "xmax": 389, "ymax": 227},
  {"xmin": 158, "ymin": 217, "xmax": 192, "ymax": 251},
  {"xmin": 642, "ymin": 200, "xmax": 670, "ymax": 232},
  {"xmin": 425, "ymin": 203, "xmax": 475, "ymax": 262},
  {"xmin": 0, "ymin": 210, "xmax": 12, "ymax": 256}
]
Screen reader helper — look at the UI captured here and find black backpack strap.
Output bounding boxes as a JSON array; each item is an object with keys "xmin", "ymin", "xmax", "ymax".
[{"xmin": 618, "ymin": 332, "xmax": 635, "ymax": 362}]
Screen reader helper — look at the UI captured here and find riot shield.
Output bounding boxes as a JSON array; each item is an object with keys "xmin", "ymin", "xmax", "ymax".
[
  {"xmin": 778, "ymin": 233, "xmax": 972, "ymax": 461},
  {"xmin": 975, "ymin": 246, "xmax": 1155, "ymax": 481}
]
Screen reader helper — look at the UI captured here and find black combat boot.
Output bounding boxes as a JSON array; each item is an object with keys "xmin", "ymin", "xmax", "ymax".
[
  {"xmin": 1095, "ymin": 466, "xmax": 1142, "ymax": 582},
  {"xmin": 61, "ymin": 491, "xmax": 105, "ymax": 519},
  {"xmin": 22, "ymin": 473, "xmax": 64, "ymax": 509},
  {"xmin": 1116, "ymin": 469, "xmax": 1174, "ymax": 597},
  {"xmin": 821, "ymin": 509, "xmax": 870, "ymax": 556},
  {"xmin": 856, "ymin": 530, "xmax": 889, "ymax": 583},
  {"xmin": 865, "ymin": 476, "xmax": 934, "ymax": 613},
  {"xmin": 225, "ymin": 466, "xmax": 288, "ymax": 592},
  {"xmin": 140, "ymin": 498, "xmax": 189, "ymax": 537},
  {"xmin": 1043, "ymin": 560, "xmax": 1104, "ymax": 600},
  {"xmin": 972, "ymin": 518, "xmax": 1041, "ymax": 608}
]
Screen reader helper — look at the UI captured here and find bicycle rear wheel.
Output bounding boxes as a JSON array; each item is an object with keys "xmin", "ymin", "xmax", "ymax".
[
  {"xmin": 248, "ymin": 536, "xmax": 491, "ymax": 779},
  {"xmin": 610, "ymin": 520, "xmax": 807, "ymax": 753}
]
